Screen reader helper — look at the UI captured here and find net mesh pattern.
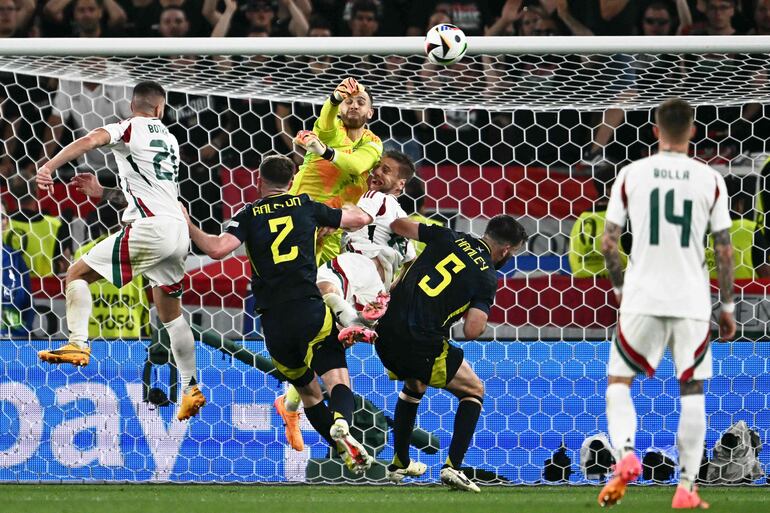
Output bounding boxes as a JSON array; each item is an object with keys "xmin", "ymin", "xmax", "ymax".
[{"xmin": 0, "ymin": 51, "xmax": 768, "ymax": 484}]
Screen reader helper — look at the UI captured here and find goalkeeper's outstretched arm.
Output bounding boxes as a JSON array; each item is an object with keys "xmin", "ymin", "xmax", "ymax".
[
  {"xmin": 294, "ymin": 129, "xmax": 381, "ymax": 176},
  {"xmin": 36, "ymin": 128, "xmax": 111, "ymax": 191}
]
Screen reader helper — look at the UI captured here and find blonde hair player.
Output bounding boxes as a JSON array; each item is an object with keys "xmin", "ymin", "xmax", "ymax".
[{"xmin": 599, "ymin": 98, "xmax": 736, "ymax": 509}]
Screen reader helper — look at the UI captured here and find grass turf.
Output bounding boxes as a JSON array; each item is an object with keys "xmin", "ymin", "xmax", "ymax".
[{"xmin": 3, "ymin": 485, "xmax": 768, "ymax": 513}]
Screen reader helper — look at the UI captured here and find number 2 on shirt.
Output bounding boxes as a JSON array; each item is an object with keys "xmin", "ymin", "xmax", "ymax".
[
  {"xmin": 269, "ymin": 216, "xmax": 299, "ymax": 264},
  {"xmin": 419, "ymin": 253, "xmax": 466, "ymax": 297}
]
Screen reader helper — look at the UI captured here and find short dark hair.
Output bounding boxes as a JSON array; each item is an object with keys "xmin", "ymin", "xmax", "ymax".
[
  {"xmin": 260, "ymin": 155, "xmax": 295, "ymax": 186},
  {"xmin": 352, "ymin": 0, "xmax": 379, "ymax": 18},
  {"xmin": 485, "ymin": 215, "xmax": 528, "ymax": 247},
  {"xmin": 381, "ymin": 150, "xmax": 415, "ymax": 180},
  {"xmin": 655, "ymin": 98, "xmax": 694, "ymax": 143},
  {"xmin": 133, "ymin": 81, "xmax": 166, "ymax": 100},
  {"xmin": 398, "ymin": 176, "xmax": 424, "ymax": 214},
  {"xmin": 309, "ymin": 14, "xmax": 332, "ymax": 33}
]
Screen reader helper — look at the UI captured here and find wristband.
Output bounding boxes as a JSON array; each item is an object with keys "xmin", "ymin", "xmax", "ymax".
[
  {"xmin": 721, "ymin": 302, "xmax": 735, "ymax": 314},
  {"xmin": 329, "ymin": 93, "xmax": 342, "ymax": 106},
  {"xmin": 322, "ymin": 147, "xmax": 336, "ymax": 161}
]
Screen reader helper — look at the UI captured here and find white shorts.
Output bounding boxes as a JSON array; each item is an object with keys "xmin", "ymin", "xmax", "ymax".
[
  {"xmin": 608, "ymin": 313, "xmax": 712, "ymax": 383},
  {"xmin": 81, "ymin": 216, "xmax": 189, "ymax": 296},
  {"xmin": 316, "ymin": 252, "xmax": 385, "ymax": 307}
]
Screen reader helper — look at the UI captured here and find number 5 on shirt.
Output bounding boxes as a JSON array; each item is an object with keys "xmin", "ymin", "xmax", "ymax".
[{"xmin": 419, "ymin": 253, "xmax": 466, "ymax": 297}]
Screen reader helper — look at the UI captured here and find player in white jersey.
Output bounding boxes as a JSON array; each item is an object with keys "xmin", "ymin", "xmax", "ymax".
[
  {"xmin": 276, "ymin": 150, "xmax": 416, "ymax": 452},
  {"xmin": 598, "ymin": 99, "xmax": 736, "ymax": 510},
  {"xmin": 35, "ymin": 81, "xmax": 205, "ymax": 421},
  {"xmin": 319, "ymin": 150, "xmax": 417, "ymax": 343}
]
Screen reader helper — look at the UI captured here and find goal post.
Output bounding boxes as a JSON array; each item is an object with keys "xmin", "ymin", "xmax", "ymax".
[{"xmin": 0, "ymin": 37, "xmax": 768, "ymax": 484}]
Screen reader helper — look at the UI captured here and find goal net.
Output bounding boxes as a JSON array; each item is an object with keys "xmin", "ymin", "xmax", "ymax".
[{"xmin": 0, "ymin": 37, "xmax": 768, "ymax": 484}]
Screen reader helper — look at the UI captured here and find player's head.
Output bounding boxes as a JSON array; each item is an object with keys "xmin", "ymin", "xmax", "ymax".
[
  {"xmin": 258, "ymin": 155, "xmax": 296, "ymax": 191},
  {"xmin": 339, "ymin": 86, "xmax": 374, "ymax": 130},
  {"xmin": 483, "ymin": 215, "xmax": 529, "ymax": 270},
  {"xmin": 131, "ymin": 81, "xmax": 166, "ymax": 118},
  {"xmin": 654, "ymin": 98, "xmax": 694, "ymax": 147},
  {"xmin": 369, "ymin": 150, "xmax": 415, "ymax": 195}
]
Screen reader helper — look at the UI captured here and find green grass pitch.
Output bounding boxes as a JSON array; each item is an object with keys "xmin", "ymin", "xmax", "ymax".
[{"xmin": 3, "ymin": 485, "xmax": 768, "ymax": 513}]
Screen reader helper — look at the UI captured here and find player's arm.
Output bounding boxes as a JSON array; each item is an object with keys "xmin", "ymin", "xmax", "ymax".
[
  {"xmin": 339, "ymin": 204, "xmax": 372, "ymax": 231},
  {"xmin": 36, "ymin": 128, "xmax": 111, "ymax": 191},
  {"xmin": 601, "ymin": 221, "xmax": 624, "ymax": 298},
  {"xmin": 463, "ymin": 308, "xmax": 488, "ymax": 339},
  {"xmin": 392, "ymin": 218, "xmax": 451, "ymax": 244},
  {"xmin": 390, "ymin": 218, "xmax": 421, "ymax": 240},
  {"xmin": 464, "ymin": 275, "xmax": 496, "ymax": 339},
  {"xmin": 710, "ymin": 172, "xmax": 737, "ymax": 341},
  {"xmin": 713, "ymin": 228, "xmax": 737, "ymax": 340},
  {"xmin": 295, "ymin": 129, "xmax": 382, "ymax": 176},
  {"xmin": 182, "ymin": 204, "xmax": 241, "ymax": 260},
  {"xmin": 70, "ymin": 173, "xmax": 128, "ymax": 209},
  {"xmin": 316, "ymin": 78, "xmax": 366, "ymax": 136}
]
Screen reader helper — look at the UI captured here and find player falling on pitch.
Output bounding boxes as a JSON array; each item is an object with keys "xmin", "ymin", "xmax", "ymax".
[
  {"xmin": 184, "ymin": 155, "xmax": 376, "ymax": 474},
  {"xmin": 276, "ymin": 150, "xmax": 417, "ymax": 452},
  {"xmin": 36, "ymin": 81, "xmax": 205, "ymax": 421},
  {"xmin": 599, "ymin": 98, "xmax": 736, "ymax": 509},
  {"xmin": 274, "ymin": 76, "xmax": 383, "ymax": 451}
]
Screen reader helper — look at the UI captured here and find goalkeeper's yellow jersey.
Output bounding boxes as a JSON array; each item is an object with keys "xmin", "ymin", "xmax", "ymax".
[
  {"xmin": 289, "ymin": 98, "xmax": 383, "ymax": 264},
  {"xmin": 289, "ymin": 101, "xmax": 383, "ymax": 209}
]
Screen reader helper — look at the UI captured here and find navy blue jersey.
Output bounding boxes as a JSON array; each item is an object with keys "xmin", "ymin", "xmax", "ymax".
[
  {"xmin": 381, "ymin": 224, "xmax": 498, "ymax": 343},
  {"xmin": 226, "ymin": 193, "xmax": 342, "ymax": 310}
]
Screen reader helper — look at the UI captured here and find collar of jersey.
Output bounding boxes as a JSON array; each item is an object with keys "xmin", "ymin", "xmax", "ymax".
[
  {"xmin": 477, "ymin": 238, "xmax": 491, "ymax": 254},
  {"xmin": 259, "ymin": 192, "xmax": 289, "ymax": 202},
  {"xmin": 658, "ymin": 150, "xmax": 688, "ymax": 157}
]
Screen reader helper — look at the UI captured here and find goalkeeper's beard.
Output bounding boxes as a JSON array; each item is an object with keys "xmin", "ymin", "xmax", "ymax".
[{"xmin": 341, "ymin": 113, "xmax": 366, "ymax": 129}]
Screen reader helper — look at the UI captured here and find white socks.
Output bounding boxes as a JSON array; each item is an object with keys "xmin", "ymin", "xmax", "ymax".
[
  {"xmin": 606, "ymin": 382, "xmax": 637, "ymax": 458},
  {"xmin": 66, "ymin": 279, "xmax": 92, "ymax": 349},
  {"xmin": 164, "ymin": 315, "xmax": 197, "ymax": 394},
  {"xmin": 323, "ymin": 292, "xmax": 358, "ymax": 327},
  {"xmin": 678, "ymin": 394, "xmax": 706, "ymax": 486}
]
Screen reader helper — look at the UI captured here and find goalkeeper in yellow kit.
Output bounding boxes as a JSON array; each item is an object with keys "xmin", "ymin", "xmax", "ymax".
[
  {"xmin": 291, "ymin": 77, "xmax": 384, "ymax": 265},
  {"xmin": 274, "ymin": 78, "xmax": 384, "ymax": 452}
]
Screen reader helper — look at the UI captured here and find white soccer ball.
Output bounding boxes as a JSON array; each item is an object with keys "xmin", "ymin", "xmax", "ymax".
[{"xmin": 425, "ymin": 23, "xmax": 468, "ymax": 66}]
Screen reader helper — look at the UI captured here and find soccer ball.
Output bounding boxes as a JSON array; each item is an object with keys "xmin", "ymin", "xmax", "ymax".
[{"xmin": 425, "ymin": 23, "xmax": 468, "ymax": 66}]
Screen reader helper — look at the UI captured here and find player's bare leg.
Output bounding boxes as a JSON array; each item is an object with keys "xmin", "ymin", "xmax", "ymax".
[
  {"xmin": 672, "ymin": 380, "xmax": 709, "ymax": 510},
  {"xmin": 387, "ymin": 378, "xmax": 428, "ymax": 483},
  {"xmin": 599, "ymin": 375, "xmax": 642, "ymax": 507},
  {"xmin": 155, "ymin": 288, "xmax": 205, "ymax": 421},
  {"xmin": 38, "ymin": 259, "xmax": 101, "ymax": 366},
  {"xmin": 442, "ymin": 360, "xmax": 485, "ymax": 493},
  {"xmin": 317, "ymin": 279, "xmax": 377, "ymax": 345}
]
